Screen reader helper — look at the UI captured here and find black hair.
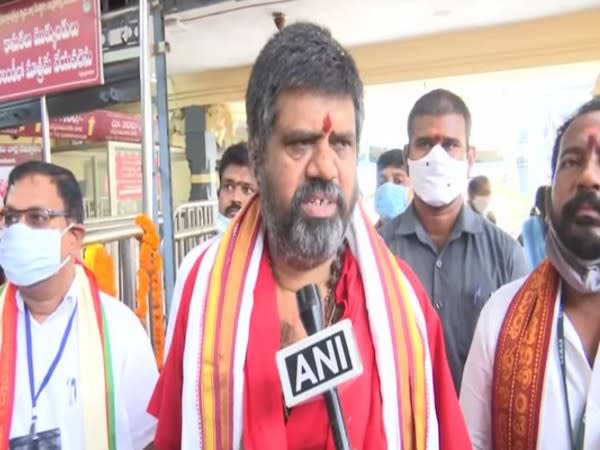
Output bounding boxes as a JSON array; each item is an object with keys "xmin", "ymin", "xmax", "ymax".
[
  {"xmin": 407, "ymin": 89, "xmax": 471, "ymax": 144},
  {"xmin": 376, "ymin": 149, "xmax": 405, "ymax": 173},
  {"xmin": 534, "ymin": 185, "xmax": 546, "ymax": 213},
  {"xmin": 551, "ymin": 97, "xmax": 600, "ymax": 177},
  {"xmin": 468, "ymin": 175, "xmax": 490, "ymax": 197},
  {"xmin": 218, "ymin": 142, "xmax": 250, "ymax": 185},
  {"xmin": 6, "ymin": 160, "xmax": 84, "ymax": 223},
  {"xmin": 245, "ymin": 22, "xmax": 364, "ymax": 168}
]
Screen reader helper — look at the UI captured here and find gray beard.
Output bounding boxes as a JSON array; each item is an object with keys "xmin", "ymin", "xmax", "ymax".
[{"xmin": 259, "ymin": 174, "xmax": 357, "ymax": 270}]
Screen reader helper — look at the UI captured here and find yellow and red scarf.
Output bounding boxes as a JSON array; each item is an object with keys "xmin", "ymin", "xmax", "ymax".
[
  {"xmin": 492, "ymin": 260, "xmax": 559, "ymax": 450},
  {"xmin": 179, "ymin": 197, "xmax": 439, "ymax": 450},
  {"xmin": 0, "ymin": 264, "xmax": 116, "ymax": 450}
]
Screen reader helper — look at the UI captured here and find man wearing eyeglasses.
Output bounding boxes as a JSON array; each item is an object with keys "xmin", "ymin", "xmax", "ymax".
[{"xmin": 0, "ymin": 161, "xmax": 158, "ymax": 450}]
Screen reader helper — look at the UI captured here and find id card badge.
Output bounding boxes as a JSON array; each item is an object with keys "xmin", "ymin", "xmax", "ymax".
[{"xmin": 9, "ymin": 428, "xmax": 61, "ymax": 450}]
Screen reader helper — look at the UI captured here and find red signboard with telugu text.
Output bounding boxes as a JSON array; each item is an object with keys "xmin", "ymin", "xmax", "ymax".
[
  {"xmin": 0, "ymin": 0, "xmax": 103, "ymax": 103},
  {"xmin": 0, "ymin": 110, "xmax": 141, "ymax": 143}
]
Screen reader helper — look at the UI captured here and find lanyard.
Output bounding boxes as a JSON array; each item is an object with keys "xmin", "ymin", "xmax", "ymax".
[
  {"xmin": 24, "ymin": 302, "xmax": 78, "ymax": 433},
  {"xmin": 557, "ymin": 302, "xmax": 586, "ymax": 450}
]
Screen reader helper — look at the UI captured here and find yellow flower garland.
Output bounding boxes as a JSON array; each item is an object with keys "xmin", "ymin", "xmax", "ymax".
[
  {"xmin": 83, "ymin": 244, "xmax": 117, "ymax": 297},
  {"xmin": 135, "ymin": 214, "xmax": 166, "ymax": 369}
]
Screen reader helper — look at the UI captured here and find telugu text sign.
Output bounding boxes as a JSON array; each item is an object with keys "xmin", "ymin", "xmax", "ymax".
[
  {"xmin": 0, "ymin": 110, "xmax": 141, "ymax": 143},
  {"xmin": 0, "ymin": 0, "xmax": 103, "ymax": 103}
]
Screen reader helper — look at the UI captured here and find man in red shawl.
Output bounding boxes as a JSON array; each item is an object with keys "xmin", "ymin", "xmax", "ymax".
[{"xmin": 149, "ymin": 22, "xmax": 469, "ymax": 450}]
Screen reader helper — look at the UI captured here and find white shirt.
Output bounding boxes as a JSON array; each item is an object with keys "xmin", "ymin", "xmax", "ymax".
[
  {"xmin": 10, "ymin": 279, "xmax": 158, "ymax": 450},
  {"xmin": 165, "ymin": 238, "xmax": 217, "ymax": 355},
  {"xmin": 460, "ymin": 277, "xmax": 600, "ymax": 450}
]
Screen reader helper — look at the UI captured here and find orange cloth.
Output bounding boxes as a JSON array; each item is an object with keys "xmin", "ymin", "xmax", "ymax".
[{"xmin": 492, "ymin": 260, "xmax": 559, "ymax": 450}]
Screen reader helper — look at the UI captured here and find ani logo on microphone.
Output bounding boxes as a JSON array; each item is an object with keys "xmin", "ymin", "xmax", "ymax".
[{"xmin": 276, "ymin": 319, "xmax": 363, "ymax": 407}]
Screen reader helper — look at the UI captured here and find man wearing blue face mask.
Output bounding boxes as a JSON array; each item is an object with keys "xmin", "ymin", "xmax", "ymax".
[
  {"xmin": 0, "ymin": 161, "xmax": 158, "ymax": 450},
  {"xmin": 380, "ymin": 89, "xmax": 528, "ymax": 391},
  {"xmin": 374, "ymin": 149, "xmax": 411, "ymax": 228}
]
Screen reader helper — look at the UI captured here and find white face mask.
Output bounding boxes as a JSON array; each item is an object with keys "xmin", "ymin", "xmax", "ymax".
[
  {"xmin": 407, "ymin": 144, "xmax": 468, "ymax": 207},
  {"xmin": 0, "ymin": 223, "xmax": 72, "ymax": 287},
  {"xmin": 216, "ymin": 213, "xmax": 232, "ymax": 234},
  {"xmin": 472, "ymin": 195, "xmax": 491, "ymax": 214}
]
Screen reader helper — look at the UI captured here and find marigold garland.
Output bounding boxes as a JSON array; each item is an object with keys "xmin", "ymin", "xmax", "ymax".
[
  {"xmin": 135, "ymin": 214, "xmax": 166, "ymax": 369},
  {"xmin": 83, "ymin": 244, "xmax": 117, "ymax": 297}
]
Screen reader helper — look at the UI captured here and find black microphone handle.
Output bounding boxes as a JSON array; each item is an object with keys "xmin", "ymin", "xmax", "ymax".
[
  {"xmin": 296, "ymin": 284, "xmax": 353, "ymax": 450},
  {"xmin": 296, "ymin": 284, "xmax": 324, "ymax": 334},
  {"xmin": 324, "ymin": 390, "xmax": 352, "ymax": 450}
]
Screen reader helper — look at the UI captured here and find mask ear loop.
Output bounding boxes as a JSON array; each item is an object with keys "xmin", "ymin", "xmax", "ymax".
[
  {"xmin": 61, "ymin": 223, "xmax": 75, "ymax": 236},
  {"xmin": 59, "ymin": 223, "xmax": 78, "ymax": 269}
]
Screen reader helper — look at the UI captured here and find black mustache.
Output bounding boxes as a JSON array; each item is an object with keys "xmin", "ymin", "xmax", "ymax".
[
  {"xmin": 225, "ymin": 202, "xmax": 242, "ymax": 216},
  {"xmin": 291, "ymin": 179, "xmax": 346, "ymax": 213},
  {"xmin": 562, "ymin": 189, "xmax": 600, "ymax": 218}
]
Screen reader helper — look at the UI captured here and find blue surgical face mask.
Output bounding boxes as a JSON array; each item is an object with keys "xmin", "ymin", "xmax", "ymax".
[
  {"xmin": 0, "ymin": 223, "xmax": 72, "ymax": 287},
  {"xmin": 374, "ymin": 182, "xmax": 410, "ymax": 222}
]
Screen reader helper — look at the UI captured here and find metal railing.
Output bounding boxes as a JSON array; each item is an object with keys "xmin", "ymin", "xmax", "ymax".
[
  {"xmin": 83, "ymin": 204, "xmax": 218, "ymax": 318},
  {"xmin": 173, "ymin": 200, "xmax": 219, "ymax": 267},
  {"xmin": 174, "ymin": 199, "xmax": 218, "ymax": 230},
  {"xmin": 84, "ymin": 220, "xmax": 142, "ymax": 311}
]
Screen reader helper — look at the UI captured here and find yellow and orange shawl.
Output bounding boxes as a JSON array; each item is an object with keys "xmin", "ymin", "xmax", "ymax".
[
  {"xmin": 492, "ymin": 260, "xmax": 560, "ymax": 450},
  {"xmin": 179, "ymin": 197, "xmax": 440, "ymax": 450}
]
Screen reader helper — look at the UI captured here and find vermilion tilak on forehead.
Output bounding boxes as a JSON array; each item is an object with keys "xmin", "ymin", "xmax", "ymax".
[
  {"xmin": 322, "ymin": 113, "xmax": 332, "ymax": 134},
  {"xmin": 587, "ymin": 132, "xmax": 599, "ymax": 150},
  {"xmin": 433, "ymin": 134, "xmax": 442, "ymax": 144}
]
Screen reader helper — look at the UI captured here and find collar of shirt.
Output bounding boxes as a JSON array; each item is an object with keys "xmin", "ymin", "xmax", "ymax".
[
  {"xmin": 16, "ymin": 276, "xmax": 79, "ymax": 325},
  {"xmin": 393, "ymin": 202, "xmax": 485, "ymax": 243}
]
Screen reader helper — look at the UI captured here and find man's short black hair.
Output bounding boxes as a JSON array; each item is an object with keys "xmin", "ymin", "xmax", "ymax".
[
  {"xmin": 407, "ymin": 89, "xmax": 471, "ymax": 144},
  {"xmin": 551, "ymin": 97, "xmax": 600, "ymax": 177},
  {"xmin": 245, "ymin": 22, "xmax": 363, "ymax": 169},
  {"xmin": 218, "ymin": 142, "xmax": 250, "ymax": 185},
  {"xmin": 376, "ymin": 149, "xmax": 405, "ymax": 173},
  {"xmin": 468, "ymin": 175, "xmax": 490, "ymax": 197},
  {"xmin": 6, "ymin": 160, "xmax": 84, "ymax": 224}
]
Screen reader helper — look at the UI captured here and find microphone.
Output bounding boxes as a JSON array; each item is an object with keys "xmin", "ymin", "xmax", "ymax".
[{"xmin": 296, "ymin": 284, "xmax": 352, "ymax": 450}]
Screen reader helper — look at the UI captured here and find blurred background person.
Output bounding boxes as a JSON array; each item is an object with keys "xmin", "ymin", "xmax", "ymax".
[
  {"xmin": 467, "ymin": 175, "xmax": 497, "ymax": 224},
  {"xmin": 374, "ymin": 148, "xmax": 411, "ymax": 228},
  {"xmin": 521, "ymin": 185, "xmax": 551, "ymax": 269}
]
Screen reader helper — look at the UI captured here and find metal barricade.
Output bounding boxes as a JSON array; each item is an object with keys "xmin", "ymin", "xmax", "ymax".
[
  {"xmin": 173, "ymin": 226, "xmax": 218, "ymax": 267},
  {"xmin": 173, "ymin": 200, "xmax": 219, "ymax": 267},
  {"xmin": 174, "ymin": 200, "xmax": 218, "ymax": 231},
  {"xmin": 82, "ymin": 207, "xmax": 218, "ymax": 327},
  {"xmin": 83, "ymin": 220, "xmax": 142, "ymax": 311}
]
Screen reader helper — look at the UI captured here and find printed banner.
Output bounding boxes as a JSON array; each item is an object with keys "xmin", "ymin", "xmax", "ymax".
[
  {"xmin": 0, "ymin": 0, "xmax": 103, "ymax": 102},
  {"xmin": 0, "ymin": 110, "xmax": 141, "ymax": 143},
  {"xmin": 115, "ymin": 148, "xmax": 142, "ymax": 201}
]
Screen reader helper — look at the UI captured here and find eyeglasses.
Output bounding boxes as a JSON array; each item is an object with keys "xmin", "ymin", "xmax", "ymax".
[{"xmin": 0, "ymin": 207, "xmax": 69, "ymax": 229}]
